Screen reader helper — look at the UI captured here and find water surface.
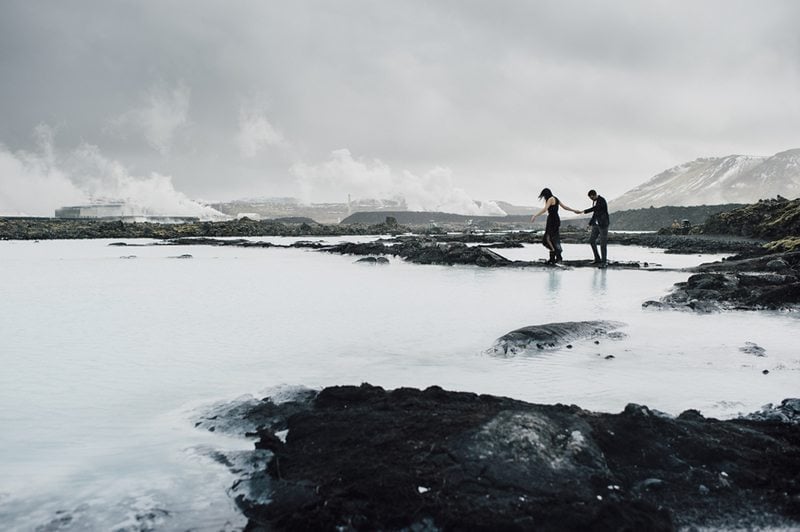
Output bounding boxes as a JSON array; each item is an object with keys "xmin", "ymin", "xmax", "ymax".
[{"xmin": 0, "ymin": 238, "xmax": 796, "ymax": 530}]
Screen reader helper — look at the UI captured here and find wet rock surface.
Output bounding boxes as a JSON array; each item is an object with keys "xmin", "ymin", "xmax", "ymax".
[
  {"xmin": 316, "ymin": 237, "xmax": 667, "ymax": 270},
  {"xmin": 741, "ymin": 399, "xmax": 800, "ymax": 424},
  {"xmin": 645, "ymin": 250, "xmax": 800, "ymax": 311},
  {"xmin": 326, "ymin": 240, "xmax": 513, "ymax": 267},
  {"xmin": 641, "ymin": 197, "xmax": 800, "ymax": 311},
  {"xmin": 215, "ymin": 384, "xmax": 800, "ymax": 531},
  {"xmin": 489, "ymin": 320, "xmax": 627, "ymax": 355}
]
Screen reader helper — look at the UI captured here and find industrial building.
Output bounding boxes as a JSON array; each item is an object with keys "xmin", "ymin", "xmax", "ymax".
[{"xmin": 54, "ymin": 203, "xmax": 198, "ymax": 223}]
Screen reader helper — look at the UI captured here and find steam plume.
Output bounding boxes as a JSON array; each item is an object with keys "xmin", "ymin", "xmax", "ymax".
[
  {"xmin": 0, "ymin": 125, "xmax": 226, "ymax": 220},
  {"xmin": 291, "ymin": 149, "xmax": 506, "ymax": 216},
  {"xmin": 108, "ymin": 82, "xmax": 191, "ymax": 155},
  {"xmin": 237, "ymin": 102, "xmax": 286, "ymax": 158}
]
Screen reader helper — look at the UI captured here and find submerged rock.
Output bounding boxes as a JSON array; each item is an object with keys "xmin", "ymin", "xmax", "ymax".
[
  {"xmin": 355, "ymin": 256, "xmax": 390, "ymax": 265},
  {"xmin": 489, "ymin": 320, "xmax": 627, "ymax": 356},
  {"xmin": 740, "ymin": 342, "xmax": 767, "ymax": 357},
  {"xmin": 215, "ymin": 384, "xmax": 800, "ymax": 531}
]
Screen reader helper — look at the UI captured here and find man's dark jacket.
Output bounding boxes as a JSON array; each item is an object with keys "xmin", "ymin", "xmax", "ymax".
[{"xmin": 583, "ymin": 195, "xmax": 609, "ymax": 227}]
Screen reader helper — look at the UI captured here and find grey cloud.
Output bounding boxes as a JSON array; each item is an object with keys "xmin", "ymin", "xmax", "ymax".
[{"xmin": 1, "ymin": 0, "xmax": 799, "ymax": 208}]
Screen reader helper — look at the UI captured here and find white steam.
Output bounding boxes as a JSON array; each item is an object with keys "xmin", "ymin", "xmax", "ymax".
[
  {"xmin": 291, "ymin": 149, "xmax": 506, "ymax": 216},
  {"xmin": 399, "ymin": 166, "xmax": 507, "ymax": 216},
  {"xmin": 0, "ymin": 125, "xmax": 226, "ymax": 220},
  {"xmin": 236, "ymin": 103, "xmax": 286, "ymax": 158},
  {"xmin": 109, "ymin": 82, "xmax": 191, "ymax": 155},
  {"xmin": 0, "ymin": 136, "xmax": 85, "ymax": 217}
]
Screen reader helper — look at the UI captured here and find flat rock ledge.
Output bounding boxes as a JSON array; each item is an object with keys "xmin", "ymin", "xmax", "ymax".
[{"xmin": 209, "ymin": 384, "xmax": 800, "ymax": 531}]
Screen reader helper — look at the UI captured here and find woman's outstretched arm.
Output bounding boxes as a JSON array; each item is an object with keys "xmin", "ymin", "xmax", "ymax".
[{"xmin": 558, "ymin": 200, "xmax": 582, "ymax": 214}]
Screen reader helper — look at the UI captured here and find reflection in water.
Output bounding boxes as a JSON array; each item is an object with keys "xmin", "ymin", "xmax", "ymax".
[
  {"xmin": 592, "ymin": 268, "xmax": 607, "ymax": 295},
  {"xmin": 546, "ymin": 270, "xmax": 561, "ymax": 298}
]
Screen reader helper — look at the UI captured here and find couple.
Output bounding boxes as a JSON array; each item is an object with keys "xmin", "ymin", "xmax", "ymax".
[{"xmin": 530, "ymin": 188, "xmax": 609, "ymax": 267}]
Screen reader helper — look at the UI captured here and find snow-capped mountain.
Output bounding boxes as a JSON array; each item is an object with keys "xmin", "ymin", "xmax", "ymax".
[{"xmin": 609, "ymin": 149, "xmax": 800, "ymax": 211}]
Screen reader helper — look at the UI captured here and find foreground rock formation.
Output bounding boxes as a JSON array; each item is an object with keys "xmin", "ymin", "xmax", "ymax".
[{"xmin": 203, "ymin": 384, "xmax": 799, "ymax": 531}]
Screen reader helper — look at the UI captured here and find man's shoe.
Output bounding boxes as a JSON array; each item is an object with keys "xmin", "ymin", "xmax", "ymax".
[{"xmin": 598, "ymin": 261, "xmax": 607, "ymax": 269}]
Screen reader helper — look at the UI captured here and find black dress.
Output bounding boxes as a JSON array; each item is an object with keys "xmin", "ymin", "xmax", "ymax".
[{"xmin": 542, "ymin": 198, "xmax": 562, "ymax": 253}]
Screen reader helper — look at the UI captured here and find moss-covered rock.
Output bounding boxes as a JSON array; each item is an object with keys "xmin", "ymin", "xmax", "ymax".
[
  {"xmin": 764, "ymin": 236, "xmax": 800, "ymax": 253},
  {"xmin": 700, "ymin": 197, "xmax": 800, "ymax": 239}
]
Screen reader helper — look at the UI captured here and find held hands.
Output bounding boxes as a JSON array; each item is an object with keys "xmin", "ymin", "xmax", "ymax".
[{"xmin": 530, "ymin": 214, "xmax": 537, "ymax": 223}]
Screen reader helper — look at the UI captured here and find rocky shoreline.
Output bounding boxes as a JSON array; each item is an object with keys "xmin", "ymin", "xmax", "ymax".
[
  {"xmin": 0, "ymin": 216, "xmax": 404, "ymax": 240},
  {"xmin": 644, "ymin": 249, "xmax": 800, "ymax": 311},
  {"xmin": 13, "ymin": 198, "xmax": 791, "ymax": 309},
  {"xmin": 103, "ymin": 225, "xmax": 797, "ymax": 309},
  {"xmin": 137, "ymin": 229, "xmax": 764, "ymax": 266},
  {"xmin": 0, "ymin": 216, "xmax": 766, "ymax": 255},
  {"xmin": 200, "ymin": 383, "xmax": 800, "ymax": 531}
]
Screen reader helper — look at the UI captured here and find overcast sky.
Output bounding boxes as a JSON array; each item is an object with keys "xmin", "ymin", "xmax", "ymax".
[{"xmin": 1, "ymin": 0, "xmax": 799, "ymax": 216}]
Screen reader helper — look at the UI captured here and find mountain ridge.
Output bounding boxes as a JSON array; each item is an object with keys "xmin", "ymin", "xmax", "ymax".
[{"xmin": 610, "ymin": 148, "xmax": 800, "ymax": 211}]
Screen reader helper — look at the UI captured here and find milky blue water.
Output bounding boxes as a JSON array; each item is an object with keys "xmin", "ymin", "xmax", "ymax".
[{"xmin": 0, "ymin": 237, "xmax": 797, "ymax": 530}]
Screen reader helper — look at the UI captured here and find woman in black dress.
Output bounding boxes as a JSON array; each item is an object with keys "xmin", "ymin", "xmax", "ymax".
[{"xmin": 530, "ymin": 188, "xmax": 581, "ymax": 264}]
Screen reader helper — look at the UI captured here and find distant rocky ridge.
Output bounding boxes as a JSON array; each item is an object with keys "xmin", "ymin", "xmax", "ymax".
[
  {"xmin": 0, "ymin": 217, "xmax": 405, "ymax": 240},
  {"xmin": 611, "ymin": 149, "xmax": 800, "ymax": 210},
  {"xmin": 5, "ymin": 205, "xmax": 736, "ymax": 237}
]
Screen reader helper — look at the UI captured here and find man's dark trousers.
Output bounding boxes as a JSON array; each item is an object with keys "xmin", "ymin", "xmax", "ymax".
[{"xmin": 590, "ymin": 224, "xmax": 608, "ymax": 263}]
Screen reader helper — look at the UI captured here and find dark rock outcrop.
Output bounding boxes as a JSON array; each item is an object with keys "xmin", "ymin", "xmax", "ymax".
[
  {"xmin": 643, "ymin": 198, "xmax": 800, "ymax": 309},
  {"xmin": 211, "ymin": 384, "xmax": 800, "ymax": 531},
  {"xmin": 646, "ymin": 251, "xmax": 800, "ymax": 311},
  {"xmin": 326, "ymin": 240, "xmax": 513, "ymax": 267}
]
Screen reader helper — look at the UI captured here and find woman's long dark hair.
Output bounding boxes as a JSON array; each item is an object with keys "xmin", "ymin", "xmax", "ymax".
[{"xmin": 538, "ymin": 188, "xmax": 553, "ymax": 201}]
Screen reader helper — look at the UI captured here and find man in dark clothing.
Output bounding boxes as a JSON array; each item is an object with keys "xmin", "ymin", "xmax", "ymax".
[{"xmin": 582, "ymin": 189, "xmax": 609, "ymax": 267}]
